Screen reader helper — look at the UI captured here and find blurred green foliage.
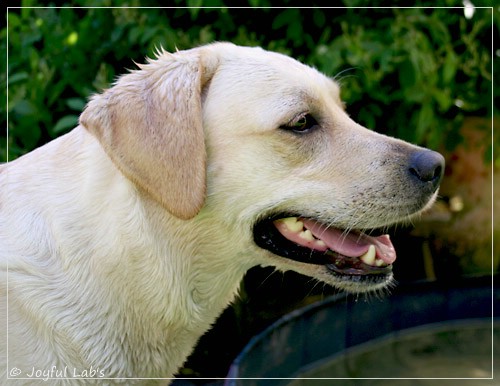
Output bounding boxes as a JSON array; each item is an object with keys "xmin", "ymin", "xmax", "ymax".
[
  {"xmin": 3, "ymin": 1, "xmax": 497, "ymax": 162},
  {"xmin": 1, "ymin": 2, "xmax": 497, "ymax": 379}
]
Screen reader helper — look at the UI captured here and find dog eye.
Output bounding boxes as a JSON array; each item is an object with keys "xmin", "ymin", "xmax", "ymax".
[{"xmin": 281, "ymin": 114, "xmax": 319, "ymax": 134}]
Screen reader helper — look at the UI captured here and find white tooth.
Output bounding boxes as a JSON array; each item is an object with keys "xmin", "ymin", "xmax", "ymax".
[
  {"xmin": 360, "ymin": 245, "xmax": 376, "ymax": 266},
  {"xmin": 375, "ymin": 259, "xmax": 387, "ymax": 267},
  {"xmin": 280, "ymin": 217, "xmax": 304, "ymax": 233},
  {"xmin": 299, "ymin": 229, "xmax": 315, "ymax": 242},
  {"xmin": 316, "ymin": 239, "xmax": 327, "ymax": 248}
]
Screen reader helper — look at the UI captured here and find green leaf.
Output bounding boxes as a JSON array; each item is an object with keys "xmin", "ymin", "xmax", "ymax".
[
  {"xmin": 18, "ymin": 122, "xmax": 41, "ymax": 149},
  {"xmin": 416, "ymin": 103, "xmax": 434, "ymax": 143},
  {"xmin": 8, "ymin": 72, "xmax": 29, "ymax": 85},
  {"xmin": 272, "ymin": 9, "xmax": 300, "ymax": 30},
  {"xmin": 187, "ymin": 0, "xmax": 203, "ymax": 19},
  {"xmin": 442, "ymin": 49, "xmax": 458, "ymax": 84},
  {"xmin": 53, "ymin": 115, "xmax": 79, "ymax": 134},
  {"xmin": 140, "ymin": 26, "xmax": 159, "ymax": 45},
  {"xmin": 128, "ymin": 26, "xmax": 142, "ymax": 45},
  {"xmin": 399, "ymin": 59, "xmax": 417, "ymax": 90},
  {"xmin": 13, "ymin": 100, "xmax": 37, "ymax": 116},
  {"xmin": 7, "ymin": 12, "xmax": 21, "ymax": 28},
  {"xmin": 313, "ymin": 9, "xmax": 326, "ymax": 28},
  {"xmin": 66, "ymin": 98, "xmax": 86, "ymax": 112},
  {"xmin": 433, "ymin": 88, "xmax": 452, "ymax": 112}
]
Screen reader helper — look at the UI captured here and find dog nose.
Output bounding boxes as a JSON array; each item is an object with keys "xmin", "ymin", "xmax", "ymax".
[{"xmin": 409, "ymin": 150, "xmax": 445, "ymax": 187}]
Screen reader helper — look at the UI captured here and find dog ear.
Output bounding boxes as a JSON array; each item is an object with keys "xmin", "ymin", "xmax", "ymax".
[{"xmin": 80, "ymin": 48, "xmax": 218, "ymax": 220}]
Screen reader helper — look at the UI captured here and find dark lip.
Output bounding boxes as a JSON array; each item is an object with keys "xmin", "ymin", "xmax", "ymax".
[{"xmin": 253, "ymin": 214, "xmax": 393, "ymax": 280}]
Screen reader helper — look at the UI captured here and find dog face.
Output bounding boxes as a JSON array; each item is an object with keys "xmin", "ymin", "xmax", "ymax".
[
  {"xmin": 201, "ymin": 45, "xmax": 444, "ymax": 292},
  {"xmin": 81, "ymin": 43, "xmax": 444, "ymax": 293}
]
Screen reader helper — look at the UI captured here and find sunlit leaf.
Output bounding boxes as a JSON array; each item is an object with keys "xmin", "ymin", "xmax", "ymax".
[
  {"xmin": 53, "ymin": 115, "xmax": 79, "ymax": 134},
  {"xmin": 13, "ymin": 100, "xmax": 37, "ymax": 116},
  {"xmin": 442, "ymin": 49, "xmax": 458, "ymax": 84},
  {"xmin": 66, "ymin": 98, "xmax": 86, "ymax": 112},
  {"xmin": 416, "ymin": 103, "xmax": 434, "ymax": 143},
  {"xmin": 8, "ymin": 72, "xmax": 29, "ymax": 85}
]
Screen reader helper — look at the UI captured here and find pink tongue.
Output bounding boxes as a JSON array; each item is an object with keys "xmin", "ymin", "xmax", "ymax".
[{"xmin": 301, "ymin": 219, "xmax": 396, "ymax": 264}]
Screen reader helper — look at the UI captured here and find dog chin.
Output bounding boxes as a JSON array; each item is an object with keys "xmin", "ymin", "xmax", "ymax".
[
  {"xmin": 322, "ymin": 268, "xmax": 396, "ymax": 293},
  {"xmin": 417, "ymin": 190, "xmax": 440, "ymax": 215}
]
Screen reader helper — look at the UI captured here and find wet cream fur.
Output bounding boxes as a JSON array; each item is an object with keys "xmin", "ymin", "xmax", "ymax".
[{"xmin": 0, "ymin": 43, "xmax": 437, "ymax": 384}]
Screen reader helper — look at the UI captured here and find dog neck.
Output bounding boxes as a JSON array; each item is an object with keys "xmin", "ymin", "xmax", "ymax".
[{"xmin": 2, "ymin": 127, "xmax": 251, "ymax": 379}]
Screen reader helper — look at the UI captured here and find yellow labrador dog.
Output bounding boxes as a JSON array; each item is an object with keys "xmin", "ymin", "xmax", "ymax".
[{"xmin": 0, "ymin": 43, "xmax": 444, "ymax": 383}]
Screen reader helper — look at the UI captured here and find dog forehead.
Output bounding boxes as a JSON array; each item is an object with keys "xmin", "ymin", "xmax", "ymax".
[
  {"xmin": 217, "ymin": 45, "xmax": 338, "ymax": 92},
  {"xmin": 204, "ymin": 45, "xmax": 342, "ymax": 125}
]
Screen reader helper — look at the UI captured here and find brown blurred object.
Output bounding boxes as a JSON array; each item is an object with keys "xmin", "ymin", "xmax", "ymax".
[{"xmin": 414, "ymin": 116, "xmax": 498, "ymax": 277}]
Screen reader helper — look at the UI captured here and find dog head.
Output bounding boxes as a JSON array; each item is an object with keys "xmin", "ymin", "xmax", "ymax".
[{"xmin": 80, "ymin": 43, "xmax": 444, "ymax": 293}]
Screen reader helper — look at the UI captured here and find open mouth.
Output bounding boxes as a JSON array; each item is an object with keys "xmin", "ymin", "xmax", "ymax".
[{"xmin": 253, "ymin": 215, "xmax": 396, "ymax": 282}]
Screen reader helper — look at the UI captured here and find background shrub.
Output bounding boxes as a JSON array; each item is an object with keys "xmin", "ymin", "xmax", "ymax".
[
  {"xmin": 3, "ymin": 1, "xmax": 497, "ymax": 380},
  {"xmin": 3, "ymin": 1, "xmax": 496, "ymax": 162}
]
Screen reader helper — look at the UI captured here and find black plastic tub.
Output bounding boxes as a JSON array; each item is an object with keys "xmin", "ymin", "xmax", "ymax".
[{"xmin": 225, "ymin": 277, "xmax": 498, "ymax": 385}]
